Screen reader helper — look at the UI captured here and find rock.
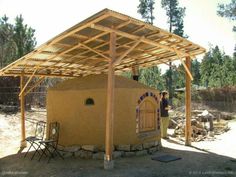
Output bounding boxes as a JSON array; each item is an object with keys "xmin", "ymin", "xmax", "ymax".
[
  {"xmin": 113, "ymin": 151, "xmax": 124, "ymax": 159},
  {"xmin": 96, "ymin": 145, "xmax": 114, "ymax": 152},
  {"xmin": 135, "ymin": 150, "xmax": 148, "ymax": 156},
  {"xmin": 64, "ymin": 145, "xmax": 80, "ymax": 152},
  {"xmin": 115, "ymin": 144, "xmax": 131, "ymax": 151},
  {"xmin": 131, "ymin": 144, "xmax": 143, "ymax": 151},
  {"xmin": 143, "ymin": 141, "xmax": 155, "ymax": 149},
  {"xmin": 74, "ymin": 150, "xmax": 82, "ymax": 157},
  {"xmin": 75, "ymin": 150, "xmax": 93, "ymax": 159},
  {"xmin": 148, "ymin": 147, "xmax": 158, "ymax": 154},
  {"xmin": 60, "ymin": 151, "xmax": 73, "ymax": 158},
  {"xmin": 82, "ymin": 145, "xmax": 98, "ymax": 152},
  {"xmin": 97, "ymin": 145, "xmax": 105, "ymax": 152},
  {"xmin": 154, "ymin": 141, "xmax": 160, "ymax": 146},
  {"xmin": 157, "ymin": 145, "xmax": 162, "ymax": 150},
  {"xmin": 124, "ymin": 152, "xmax": 135, "ymax": 157},
  {"xmin": 92, "ymin": 152, "xmax": 104, "ymax": 160}
]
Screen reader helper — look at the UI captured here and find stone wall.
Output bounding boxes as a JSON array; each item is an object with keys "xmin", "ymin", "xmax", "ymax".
[{"xmin": 58, "ymin": 140, "xmax": 162, "ymax": 160}]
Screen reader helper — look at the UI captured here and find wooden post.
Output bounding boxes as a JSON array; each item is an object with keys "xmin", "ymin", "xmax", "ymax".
[
  {"xmin": 185, "ymin": 57, "xmax": 192, "ymax": 146},
  {"xmin": 20, "ymin": 75, "xmax": 27, "ymax": 148},
  {"xmin": 104, "ymin": 31, "xmax": 116, "ymax": 170}
]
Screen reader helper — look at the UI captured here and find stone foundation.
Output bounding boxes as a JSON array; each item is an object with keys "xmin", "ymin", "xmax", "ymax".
[{"xmin": 58, "ymin": 140, "xmax": 162, "ymax": 159}]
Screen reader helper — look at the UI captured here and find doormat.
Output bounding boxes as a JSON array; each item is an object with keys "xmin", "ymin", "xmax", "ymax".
[{"xmin": 151, "ymin": 154, "xmax": 182, "ymax": 163}]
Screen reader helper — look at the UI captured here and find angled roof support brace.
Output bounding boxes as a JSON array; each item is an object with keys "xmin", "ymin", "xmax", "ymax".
[
  {"xmin": 174, "ymin": 48, "xmax": 193, "ymax": 81},
  {"xmin": 24, "ymin": 76, "xmax": 45, "ymax": 96},
  {"xmin": 19, "ymin": 68, "xmax": 37, "ymax": 97},
  {"xmin": 113, "ymin": 38, "xmax": 142, "ymax": 65},
  {"xmin": 80, "ymin": 43, "xmax": 111, "ymax": 61}
]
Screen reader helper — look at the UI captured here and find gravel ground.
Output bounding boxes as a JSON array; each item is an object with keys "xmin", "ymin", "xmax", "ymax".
[{"xmin": 0, "ymin": 111, "xmax": 236, "ymax": 177}]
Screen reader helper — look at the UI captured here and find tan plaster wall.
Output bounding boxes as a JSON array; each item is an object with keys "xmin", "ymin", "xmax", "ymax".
[{"xmin": 47, "ymin": 79, "xmax": 161, "ymax": 146}]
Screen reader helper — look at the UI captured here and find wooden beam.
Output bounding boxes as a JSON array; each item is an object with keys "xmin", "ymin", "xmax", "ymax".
[
  {"xmin": 20, "ymin": 75, "xmax": 27, "ymax": 148},
  {"xmin": 19, "ymin": 69, "xmax": 37, "ymax": 97},
  {"xmin": 104, "ymin": 31, "xmax": 116, "ymax": 170},
  {"xmin": 44, "ymin": 21, "xmax": 131, "ymax": 73},
  {"xmin": 185, "ymin": 56, "xmax": 192, "ymax": 146},
  {"xmin": 174, "ymin": 49, "xmax": 193, "ymax": 81},
  {"xmin": 115, "ymin": 54, "xmax": 177, "ymax": 70},
  {"xmin": 51, "ymin": 20, "xmax": 131, "ymax": 62},
  {"xmin": 80, "ymin": 43, "xmax": 111, "ymax": 60},
  {"xmin": 113, "ymin": 39, "xmax": 142, "ymax": 65},
  {"xmin": 91, "ymin": 24, "xmax": 192, "ymax": 58},
  {"xmin": 24, "ymin": 76, "xmax": 45, "ymax": 96},
  {"xmin": 45, "ymin": 32, "xmax": 109, "ymax": 69},
  {"xmin": 2, "ymin": 72, "xmax": 77, "ymax": 78},
  {"xmin": 35, "ymin": 43, "xmax": 82, "ymax": 68},
  {"xmin": 155, "ymin": 35, "xmax": 172, "ymax": 43},
  {"xmin": 0, "ymin": 13, "xmax": 110, "ymax": 74}
]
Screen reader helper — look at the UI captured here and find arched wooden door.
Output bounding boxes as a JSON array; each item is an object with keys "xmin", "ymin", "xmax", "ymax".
[{"xmin": 139, "ymin": 99, "xmax": 156, "ymax": 132}]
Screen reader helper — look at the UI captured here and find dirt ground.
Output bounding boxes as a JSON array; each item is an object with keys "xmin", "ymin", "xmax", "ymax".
[{"xmin": 0, "ymin": 111, "xmax": 236, "ymax": 177}]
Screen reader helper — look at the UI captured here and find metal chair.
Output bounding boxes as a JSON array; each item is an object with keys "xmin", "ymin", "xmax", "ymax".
[
  {"xmin": 36, "ymin": 121, "xmax": 64, "ymax": 162},
  {"xmin": 24, "ymin": 120, "xmax": 46, "ymax": 159}
]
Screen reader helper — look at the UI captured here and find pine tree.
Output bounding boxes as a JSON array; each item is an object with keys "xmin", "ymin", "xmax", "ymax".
[
  {"xmin": 161, "ymin": 0, "xmax": 186, "ymax": 104},
  {"xmin": 191, "ymin": 60, "xmax": 201, "ymax": 86},
  {"xmin": 139, "ymin": 66, "xmax": 165, "ymax": 90},
  {"xmin": 137, "ymin": 0, "xmax": 155, "ymax": 24},
  {"xmin": 233, "ymin": 49, "xmax": 236, "ymax": 85},
  {"xmin": 161, "ymin": 0, "xmax": 186, "ymax": 37},
  {"xmin": 13, "ymin": 15, "xmax": 36, "ymax": 59},
  {"xmin": 200, "ymin": 45, "xmax": 236, "ymax": 88},
  {"xmin": 217, "ymin": 0, "xmax": 236, "ymax": 32},
  {"xmin": 0, "ymin": 15, "xmax": 17, "ymax": 68},
  {"xmin": 137, "ymin": 0, "xmax": 165, "ymax": 90},
  {"xmin": 0, "ymin": 15, "xmax": 37, "ymax": 106}
]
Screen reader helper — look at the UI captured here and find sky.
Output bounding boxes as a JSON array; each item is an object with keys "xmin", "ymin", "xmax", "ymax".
[{"xmin": 0, "ymin": 0, "xmax": 235, "ymax": 67}]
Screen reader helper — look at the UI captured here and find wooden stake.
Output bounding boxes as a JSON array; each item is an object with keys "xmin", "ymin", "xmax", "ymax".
[
  {"xmin": 104, "ymin": 31, "xmax": 116, "ymax": 169},
  {"xmin": 20, "ymin": 75, "xmax": 27, "ymax": 148},
  {"xmin": 185, "ymin": 56, "xmax": 192, "ymax": 146}
]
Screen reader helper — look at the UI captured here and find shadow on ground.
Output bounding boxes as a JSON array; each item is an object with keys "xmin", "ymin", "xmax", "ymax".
[{"xmin": 0, "ymin": 146, "xmax": 236, "ymax": 177}]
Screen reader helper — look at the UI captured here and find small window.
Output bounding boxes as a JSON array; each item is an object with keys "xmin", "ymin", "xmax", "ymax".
[{"xmin": 85, "ymin": 98, "xmax": 94, "ymax": 106}]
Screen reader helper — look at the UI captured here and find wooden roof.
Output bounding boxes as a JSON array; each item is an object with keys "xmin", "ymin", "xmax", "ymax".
[{"xmin": 0, "ymin": 9, "xmax": 206, "ymax": 78}]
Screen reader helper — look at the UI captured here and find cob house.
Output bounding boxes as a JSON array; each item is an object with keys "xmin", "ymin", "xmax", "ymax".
[
  {"xmin": 47, "ymin": 74, "xmax": 160, "ymax": 149},
  {"xmin": 0, "ymin": 9, "xmax": 206, "ymax": 169}
]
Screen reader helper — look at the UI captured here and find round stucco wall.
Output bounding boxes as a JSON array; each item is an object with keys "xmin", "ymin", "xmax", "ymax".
[
  {"xmin": 46, "ymin": 75, "xmax": 161, "ymax": 147},
  {"xmin": 47, "ymin": 88, "xmax": 160, "ymax": 146}
]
